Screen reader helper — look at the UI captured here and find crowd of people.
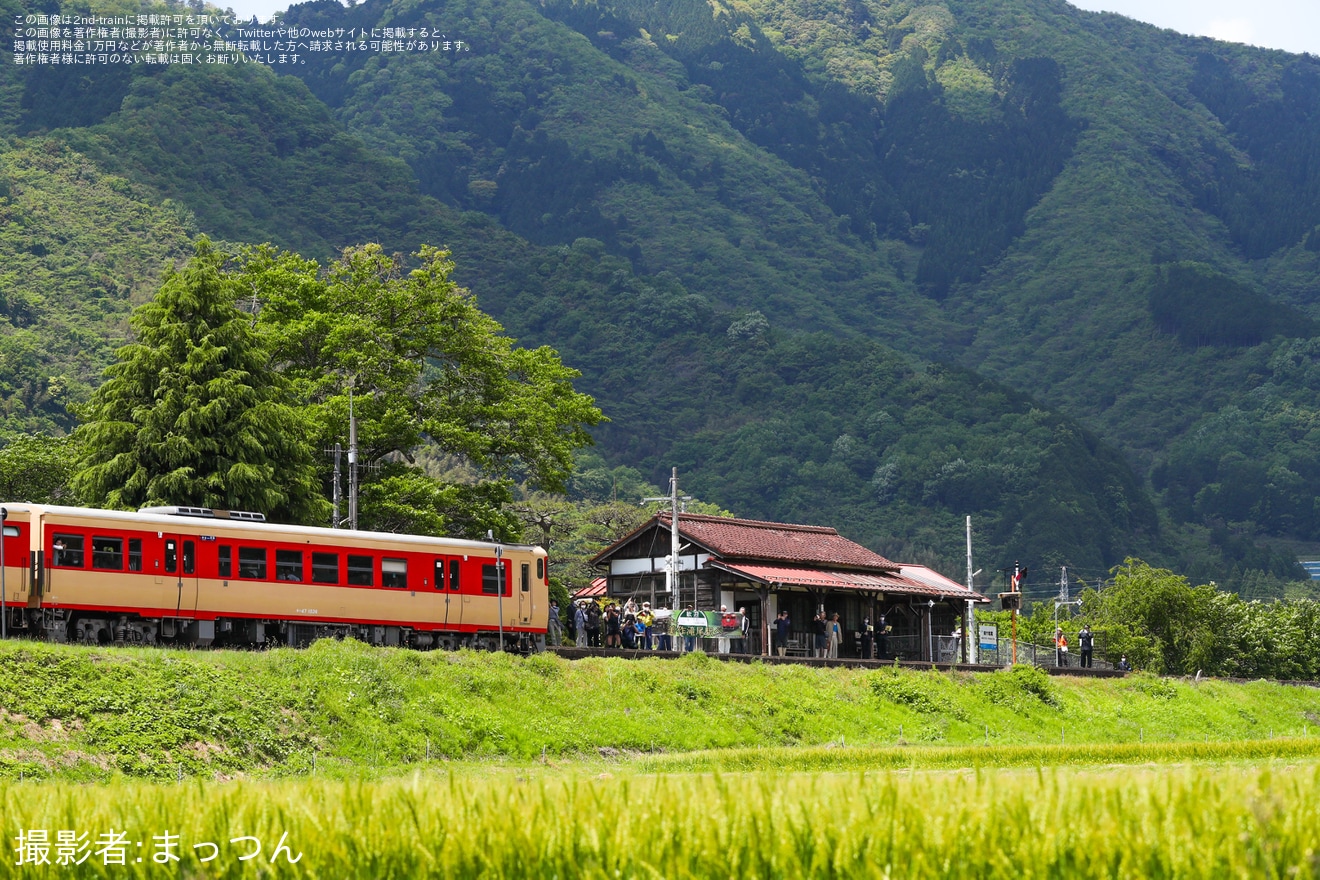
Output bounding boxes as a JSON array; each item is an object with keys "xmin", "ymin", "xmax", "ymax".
[
  {"xmin": 549, "ymin": 598, "xmax": 1134, "ymax": 672},
  {"xmin": 549, "ymin": 598, "xmax": 753, "ymax": 653},
  {"xmin": 551, "ymin": 598, "xmax": 675, "ymax": 651}
]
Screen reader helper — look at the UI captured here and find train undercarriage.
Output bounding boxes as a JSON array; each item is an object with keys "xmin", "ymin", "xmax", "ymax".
[{"xmin": 4, "ymin": 607, "xmax": 543, "ymax": 653}]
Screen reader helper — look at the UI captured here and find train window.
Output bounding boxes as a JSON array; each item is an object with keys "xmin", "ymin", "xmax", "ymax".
[
  {"xmin": 238, "ymin": 547, "xmax": 267, "ymax": 579},
  {"xmin": 183, "ymin": 540, "xmax": 195, "ymax": 576},
  {"xmin": 312, "ymin": 552, "xmax": 339, "ymax": 584},
  {"xmin": 165, "ymin": 540, "xmax": 177, "ymax": 573},
  {"xmin": 128, "ymin": 539, "xmax": 143, "ymax": 572},
  {"xmin": 449, "ymin": 559, "xmax": 460, "ymax": 592},
  {"xmin": 433, "ymin": 560, "xmax": 445, "ymax": 590},
  {"xmin": 537, "ymin": 558, "xmax": 544, "ymax": 580},
  {"xmin": 276, "ymin": 549, "xmax": 304, "ymax": 582},
  {"xmin": 482, "ymin": 563, "xmax": 504, "ymax": 595},
  {"xmin": 347, "ymin": 555, "xmax": 373, "ymax": 587},
  {"xmin": 382, "ymin": 558, "xmax": 407, "ymax": 589},
  {"xmin": 91, "ymin": 536, "xmax": 123, "ymax": 571},
  {"xmin": 53, "ymin": 534, "xmax": 86, "ymax": 568},
  {"xmin": 218, "ymin": 546, "xmax": 232, "ymax": 579},
  {"xmin": 521, "ymin": 563, "xmax": 530, "ymax": 593}
]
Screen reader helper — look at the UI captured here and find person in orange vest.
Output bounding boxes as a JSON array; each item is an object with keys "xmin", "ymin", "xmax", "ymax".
[{"xmin": 1054, "ymin": 627, "xmax": 1069, "ymax": 667}]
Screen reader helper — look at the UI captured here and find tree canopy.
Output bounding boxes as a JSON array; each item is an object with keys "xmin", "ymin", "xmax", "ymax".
[
  {"xmin": 1076, "ymin": 559, "xmax": 1320, "ymax": 679},
  {"xmin": 236, "ymin": 241, "xmax": 604, "ymax": 538},
  {"xmin": 71, "ymin": 238, "xmax": 326, "ymax": 522},
  {"xmin": 71, "ymin": 237, "xmax": 604, "ymax": 540}
]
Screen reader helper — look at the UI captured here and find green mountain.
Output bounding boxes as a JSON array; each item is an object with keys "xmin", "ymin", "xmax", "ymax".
[{"xmin": 3, "ymin": 0, "xmax": 1319, "ymax": 589}]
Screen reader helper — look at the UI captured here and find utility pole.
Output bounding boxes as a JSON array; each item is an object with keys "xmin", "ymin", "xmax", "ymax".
[
  {"xmin": 669, "ymin": 468, "xmax": 681, "ymax": 648},
  {"xmin": 964, "ymin": 516, "xmax": 974, "ymax": 665},
  {"xmin": 491, "ymin": 540, "xmax": 498, "ymax": 651},
  {"xmin": 347, "ymin": 383, "xmax": 358, "ymax": 531},
  {"xmin": 331, "ymin": 443, "xmax": 342, "ymax": 528},
  {"xmin": 642, "ymin": 471, "xmax": 688, "ymax": 651}
]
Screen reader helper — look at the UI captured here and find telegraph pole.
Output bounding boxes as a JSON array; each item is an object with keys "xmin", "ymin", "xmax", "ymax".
[
  {"xmin": 496, "ymin": 542, "xmax": 504, "ymax": 651},
  {"xmin": 331, "ymin": 443, "xmax": 342, "ymax": 528},
  {"xmin": 669, "ymin": 468, "xmax": 681, "ymax": 648},
  {"xmin": 347, "ymin": 383, "xmax": 358, "ymax": 531},
  {"xmin": 642, "ymin": 470, "xmax": 686, "ymax": 651},
  {"xmin": 964, "ymin": 517, "xmax": 974, "ymax": 664}
]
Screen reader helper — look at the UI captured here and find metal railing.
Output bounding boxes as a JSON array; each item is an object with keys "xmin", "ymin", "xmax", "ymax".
[{"xmin": 972, "ymin": 638, "xmax": 1114, "ymax": 669}]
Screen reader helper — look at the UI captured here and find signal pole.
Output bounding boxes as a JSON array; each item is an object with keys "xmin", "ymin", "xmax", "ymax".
[{"xmin": 1011, "ymin": 561, "xmax": 1021, "ymax": 664}]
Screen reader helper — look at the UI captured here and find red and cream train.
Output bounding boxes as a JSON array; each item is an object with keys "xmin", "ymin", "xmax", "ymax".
[{"xmin": 0, "ymin": 503, "xmax": 549, "ymax": 650}]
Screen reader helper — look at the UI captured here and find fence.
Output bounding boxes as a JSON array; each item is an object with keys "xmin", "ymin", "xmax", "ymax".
[{"xmin": 972, "ymin": 638, "xmax": 1115, "ymax": 670}]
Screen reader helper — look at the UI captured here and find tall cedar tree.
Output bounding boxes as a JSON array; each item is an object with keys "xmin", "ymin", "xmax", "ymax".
[{"xmin": 72, "ymin": 239, "xmax": 326, "ymax": 522}]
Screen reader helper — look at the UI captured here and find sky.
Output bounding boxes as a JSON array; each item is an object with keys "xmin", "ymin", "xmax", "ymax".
[
  {"xmin": 1067, "ymin": 0, "xmax": 1320, "ymax": 56},
  {"xmin": 218, "ymin": 0, "xmax": 1320, "ymax": 58}
]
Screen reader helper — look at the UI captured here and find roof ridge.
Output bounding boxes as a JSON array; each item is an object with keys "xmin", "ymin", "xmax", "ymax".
[{"xmin": 660, "ymin": 512, "xmax": 839, "ymax": 535}]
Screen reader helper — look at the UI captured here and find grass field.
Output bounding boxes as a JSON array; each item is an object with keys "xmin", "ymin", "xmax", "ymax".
[
  {"xmin": 3, "ymin": 752, "xmax": 1319, "ymax": 878},
  {"xmin": 3, "ymin": 640, "xmax": 1320, "ymax": 782}
]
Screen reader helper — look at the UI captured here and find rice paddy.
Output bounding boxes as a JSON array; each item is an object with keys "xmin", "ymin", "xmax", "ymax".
[{"xmin": 3, "ymin": 752, "xmax": 1319, "ymax": 878}]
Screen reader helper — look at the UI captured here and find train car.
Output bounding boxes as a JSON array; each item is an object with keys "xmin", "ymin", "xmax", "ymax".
[{"xmin": 0, "ymin": 503, "xmax": 548, "ymax": 651}]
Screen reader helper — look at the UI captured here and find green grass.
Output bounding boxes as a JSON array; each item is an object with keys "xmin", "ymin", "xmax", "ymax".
[{"xmin": 2, "ymin": 640, "xmax": 1320, "ymax": 782}]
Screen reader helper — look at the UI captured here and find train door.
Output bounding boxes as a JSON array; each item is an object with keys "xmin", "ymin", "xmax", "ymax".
[
  {"xmin": 517, "ymin": 561, "xmax": 531, "ymax": 626},
  {"xmin": 163, "ymin": 535, "xmax": 198, "ymax": 619},
  {"xmin": 445, "ymin": 558, "xmax": 462, "ymax": 634},
  {"xmin": 435, "ymin": 558, "xmax": 451, "ymax": 629},
  {"xmin": 1, "ymin": 517, "xmax": 25, "ymax": 628}
]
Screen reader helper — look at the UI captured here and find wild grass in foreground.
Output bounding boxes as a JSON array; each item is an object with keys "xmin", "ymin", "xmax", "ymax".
[{"xmin": 3, "ymin": 761, "xmax": 1319, "ymax": 878}]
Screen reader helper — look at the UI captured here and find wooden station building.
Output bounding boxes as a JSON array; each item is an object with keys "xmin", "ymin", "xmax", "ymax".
[{"xmin": 590, "ymin": 513, "xmax": 988, "ymax": 660}]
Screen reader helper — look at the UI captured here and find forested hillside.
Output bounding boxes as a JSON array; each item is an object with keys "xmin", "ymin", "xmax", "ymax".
[{"xmin": 2, "ymin": 0, "xmax": 1318, "ymax": 590}]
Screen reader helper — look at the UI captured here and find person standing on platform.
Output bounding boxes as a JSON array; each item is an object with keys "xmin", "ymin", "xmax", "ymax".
[
  {"xmin": 1078, "ymin": 624, "xmax": 1094, "ymax": 668},
  {"xmin": 813, "ymin": 613, "xmax": 828, "ymax": 659},
  {"xmin": 547, "ymin": 600, "xmax": 563, "ymax": 646},
  {"xmin": 640, "ymin": 604, "xmax": 654, "ymax": 650},
  {"xmin": 774, "ymin": 611, "xmax": 791, "ymax": 657},
  {"xmin": 1054, "ymin": 627, "xmax": 1069, "ymax": 667},
  {"xmin": 574, "ymin": 602, "xmax": 588, "ymax": 648}
]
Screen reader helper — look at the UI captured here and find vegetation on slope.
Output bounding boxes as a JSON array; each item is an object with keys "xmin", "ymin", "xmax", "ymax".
[{"xmin": 2, "ymin": 639, "xmax": 1319, "ymax": 782}]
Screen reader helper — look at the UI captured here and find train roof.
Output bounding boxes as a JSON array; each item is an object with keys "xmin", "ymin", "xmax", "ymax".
[{"xmin": 3, "ymin": 503, "xmax": 543, "ymax": 553}]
